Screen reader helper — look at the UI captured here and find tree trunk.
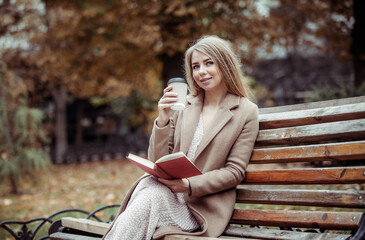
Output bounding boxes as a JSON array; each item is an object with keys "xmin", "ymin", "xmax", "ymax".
[
  {"xmin": 159, "ymin": 53, "xmax": 185, "ymax": 86},
  {"xmin": 9, "ymin": 174, "xmax": 18, "ymax": 194},
  {"xmin": 52, "ymin": 86, "xmax": 68, "ymax": 164},
  {"xmin": 75, "ymin": 99, "xmax": 85, "ymax": 147},
  {"xmin": 1, "ymin": 69, "xmax": 19, "ymax": 194},
  {"xmin": 351, "ymin": 0, "xmax": 365, "ymax": 87}
]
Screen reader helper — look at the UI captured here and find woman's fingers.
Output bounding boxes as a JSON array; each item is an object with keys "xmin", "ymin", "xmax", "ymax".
[
  {"xmin": 159, "ymin": 96, "xmax": 178, "ymax": 103},
  {"xmin": 156, "ymin": 86, "xmax": 177, "ymax": 127},
  {"xmin": 158, "ymin": 89, "xmax": 177, "ymax": 111},
  {"xmin": 157, "ymin": 178, "xmax": 189, "ymax": 193},
  {"xmin": 163, "ymin": 85, "xmax": 173, "ymax": 93},
  {"xmin": 160, "ymin": 93, "xmax": 178, "ymax": 103}
]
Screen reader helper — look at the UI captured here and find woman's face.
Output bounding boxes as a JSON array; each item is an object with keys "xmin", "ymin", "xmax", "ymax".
[{"xmin": 191, "ymin": 50, "xmax": 225, "ymax": 93}]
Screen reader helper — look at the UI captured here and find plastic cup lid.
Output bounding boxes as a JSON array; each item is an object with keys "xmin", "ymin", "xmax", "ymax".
[{"xmin": 167, "ymin": 78, "xmax": 187, "ymax": 84}]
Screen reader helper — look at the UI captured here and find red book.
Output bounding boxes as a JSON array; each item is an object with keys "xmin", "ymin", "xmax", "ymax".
[{"xmin": 127, "ymin": 152, "xmax": 202, "ymax": 179}]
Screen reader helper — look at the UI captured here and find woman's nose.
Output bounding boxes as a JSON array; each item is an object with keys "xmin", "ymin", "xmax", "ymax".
[{"xmin": 199, "ymin": 66, "xmax": 207, "ymax": 75}]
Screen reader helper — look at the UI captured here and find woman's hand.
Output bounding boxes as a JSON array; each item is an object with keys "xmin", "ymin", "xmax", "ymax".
[
  {"xmin": 156, "ymin": 86, "xmax": 178, "ymax": 127},
  {"xmin": 158, "ymin": 178, "xmax": 190, "ymax": 194}
]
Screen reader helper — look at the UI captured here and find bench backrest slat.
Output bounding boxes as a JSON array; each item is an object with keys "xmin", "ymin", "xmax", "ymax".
[
  {"xmin": 231, "ymin": 209, "xmax": 362, "ymax": 230},
  {"xmin": 245, "ymin": 167, "xmax": 365, "ymax": 184},
  {"xmin": 236, "ymin": 188, "xmax": 365, "ymax": 208},
  {"xmin": 257, "ymin": 119, "xmax": 365, "ymax": 146},
  {"xmin": 259, "ymin": 96, "xmax": 365, "ymax": 114},
  {"xmin": 259, "ymin": 102, "xmax": 365, "ymax": 129},
  {"xmin": 251, "ymin": 140, "xmax": 365, "ymax": 163}
]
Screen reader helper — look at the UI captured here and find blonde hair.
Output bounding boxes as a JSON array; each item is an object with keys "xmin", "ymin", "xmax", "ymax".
[{"xmin": 184, "ymin": 35, "xmax": 253, "ymax": 99}]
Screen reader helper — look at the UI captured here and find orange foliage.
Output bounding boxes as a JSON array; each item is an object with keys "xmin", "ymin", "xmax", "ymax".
[{"xmin": 1, "ymin": 0, "xmax": 354, "ymax": 100}]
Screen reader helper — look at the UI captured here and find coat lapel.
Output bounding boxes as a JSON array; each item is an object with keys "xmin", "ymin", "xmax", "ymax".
[
  {"xmin": 181, "ymin": 94, "xmax": 203, "ymax": 155},
  {"xmin": 193, "ymin": 93, "xmax": 240, "ymax": 160}
]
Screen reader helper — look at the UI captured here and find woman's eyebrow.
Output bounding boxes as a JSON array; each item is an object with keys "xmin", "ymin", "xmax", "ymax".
[{"xmin": 191, "ymin": 58, "xmax": 212, "ymax": 65}]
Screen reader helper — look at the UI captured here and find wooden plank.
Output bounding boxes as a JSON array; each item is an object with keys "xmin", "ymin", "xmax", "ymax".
[
  {"xmin": 61, "ymin": 217, "xmax": 110, "ymax": 236},
  {"xmin": 256, "ymin": 119, "xmax": 365, "ymax": 146},
  {"xmin": 230, "ymin": 209, "xmax": 362, "ymax": 230},
  {"xmin": 251, "ymin": 140, "xmax": 365, "ymax": 163},
  {"xmin": 223, "ymin": 226, "xmax": 352, "ymax": 240},
  {"xmin": 259, "ymin": 102, "xmax": 365, "ymax": 129},
  {"xmin": 244, "ymin": 166, "xmax": 365, "ymax": 184},
  {"xmin": 50, "ymin": 232, "xmax": 101, "ymax": 240},
  {"xmin": 163, "ymin": 235, "xmax": 247, "ymax": 240},
  {"xmin": 236, "ymin": 187, "xmax": 365, "ymax": 208},
  {"xmin": 259, "ymin": 96, "xmax": 365, "ymax": 114},
  {"xmin": 219, "ymin": 237, "xmax": 259, "ymax": 240}
]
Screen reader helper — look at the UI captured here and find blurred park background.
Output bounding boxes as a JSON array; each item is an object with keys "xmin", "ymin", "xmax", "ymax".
[{"xmin": 1, "ymin": 0, "xmax": 365, "ymax": 237}]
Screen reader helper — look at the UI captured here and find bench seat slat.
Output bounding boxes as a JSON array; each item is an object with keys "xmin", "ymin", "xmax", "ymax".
[
  {"xmin": 223, "ymin": 226, "xmax": 352, "ymax": 240},
  {"xmin": 236, "ymin": 188, "xmax": 365, "ymax": 208},
  {"xmin": 251, "ymin": 140, "xmax": 365, "ymax": 163},
  {"xmin": 50, "ymin": 232, "xmax": 101, "ymax": 240},
  {"xmin": 256, "ymin": 119, "xmax": 365, "ymax": 146},
  {"xmin": 230, "ymin": 209, "xmax": 362, "ymax": 230},
  {"xmin": 259, "ymin": 102, "xmax": 365, "ymax": 129},
  {"xmin": 244, "ymin": 166, "xmax": 365, "ymax": 184},
  {"xmin": 61, "ymin": 217, "xmax": 109, "ymax": 236},
  {"xmin": 162, "ymin": 235, "xmax": 251, "ymax": 239}
]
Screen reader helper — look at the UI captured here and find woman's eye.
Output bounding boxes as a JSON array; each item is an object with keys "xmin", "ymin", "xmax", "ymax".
[
  {"xmin": 206, "ymin": 61, "xmax": 214, "ymax": 66},
  {"xmin": 192, "ymin": 65, "xmax": 200, "ymax": 70}
]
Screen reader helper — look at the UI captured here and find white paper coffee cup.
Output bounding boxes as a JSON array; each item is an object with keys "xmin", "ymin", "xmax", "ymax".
[{"xmin": 167, "ymin": 78, "xmax": 188, "ymax": 111}]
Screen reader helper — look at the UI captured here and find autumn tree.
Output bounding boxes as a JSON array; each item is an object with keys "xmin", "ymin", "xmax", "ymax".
[
  {"xmin": 0, "ymin": 64, "xmax": 50, "ymax": 194},
  {"xmin": 2, "ymin": 0, "xmax": 163, "ymax": 162},
  {"xmin": 60, "ymin": 0, "xmax": 362, "ymax": 86},
  {"xmin": 0, "ymin": 1, "xmax": 51, "ymax": 193}
]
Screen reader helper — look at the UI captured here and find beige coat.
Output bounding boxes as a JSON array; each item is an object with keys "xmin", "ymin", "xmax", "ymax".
[{"xmin": 105, "ymin": 93, "xmax": 259, "ymax": 239}]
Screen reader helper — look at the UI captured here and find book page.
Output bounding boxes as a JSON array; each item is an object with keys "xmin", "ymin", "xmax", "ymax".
[
  {"xmin": 127, "ymin": 153, "xmax": 154, "ymax": 169},
  {"xmin": 157, "ymin": 152, "xmax": 186, "ymax": 162}
]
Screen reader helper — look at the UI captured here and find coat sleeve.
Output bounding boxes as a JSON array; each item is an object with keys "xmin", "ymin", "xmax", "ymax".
[
  {"xmin": 147, "ymin": 116, "xmax": 177, "ymax": 162},
  {"xmin": 187, "ymin": 104, "xmax": 259, "ymax": 198}
]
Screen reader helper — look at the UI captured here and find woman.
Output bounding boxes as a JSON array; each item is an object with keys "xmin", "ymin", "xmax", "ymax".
[{"xmin": 103, "ymin": 35, "xmax": 259, "ymax": 240}]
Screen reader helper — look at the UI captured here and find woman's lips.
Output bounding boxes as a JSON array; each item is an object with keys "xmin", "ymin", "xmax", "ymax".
[{"xmin": 200, "ymin": 77, "xmax": 211, "ymax": 83}]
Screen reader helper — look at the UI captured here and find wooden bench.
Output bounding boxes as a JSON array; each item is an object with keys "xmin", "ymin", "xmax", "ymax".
[{"xmin": 50, "ymin": 96, "xmax": 365, "ymax": 240}]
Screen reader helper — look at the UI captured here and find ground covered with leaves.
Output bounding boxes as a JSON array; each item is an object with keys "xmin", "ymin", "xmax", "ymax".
[
  {"xmin": 1, "ymin": 160, "xmax": 144, "ymax": 220},
  {"xmin": 0, "ymin": 160, "xmax": 144, "ymax": 239}
]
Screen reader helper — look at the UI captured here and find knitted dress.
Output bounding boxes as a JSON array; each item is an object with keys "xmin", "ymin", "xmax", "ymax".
[{"xmin": 104, "ymin": 115, "xmax": 204, "ymax": 240}]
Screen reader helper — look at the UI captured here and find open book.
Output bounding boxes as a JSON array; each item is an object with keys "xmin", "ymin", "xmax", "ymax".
[{"xmin": 127, "ymin": 152, "xmax": 202, "ymax": 179}]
